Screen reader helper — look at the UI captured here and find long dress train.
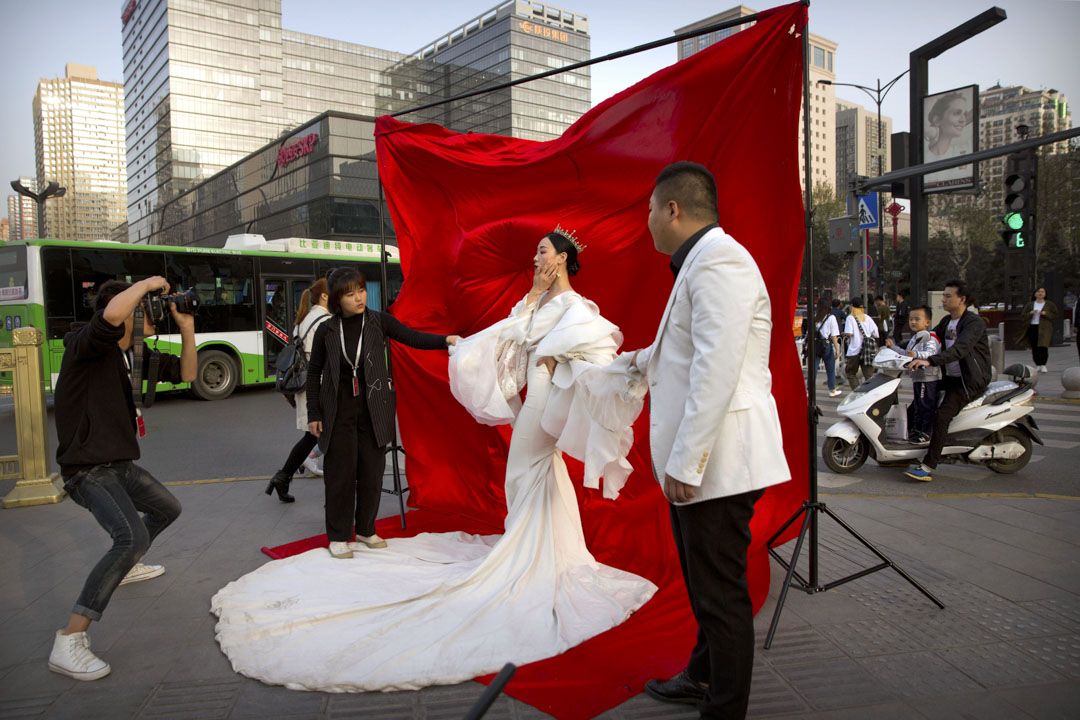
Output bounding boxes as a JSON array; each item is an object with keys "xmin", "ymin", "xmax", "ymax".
[{"xmin": 210, "ymin": 293, "xmax": 656, "ymax": 692}]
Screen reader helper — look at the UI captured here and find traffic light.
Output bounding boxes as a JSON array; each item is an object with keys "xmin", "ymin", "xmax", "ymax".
[{"xmin": 1000, "ymin": 150, "xmax": 1036, "ymax": 250}]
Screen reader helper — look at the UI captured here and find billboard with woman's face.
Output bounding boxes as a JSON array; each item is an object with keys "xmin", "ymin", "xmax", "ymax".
[{"xmin": 923, "ymin": 85, "xmax": 979, "ymax": 193}]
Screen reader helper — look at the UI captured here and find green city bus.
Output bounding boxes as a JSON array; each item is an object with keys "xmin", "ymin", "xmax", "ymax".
[{"xmin": 0, "ymin": 236, "xmax": 402, "ymax": 400}]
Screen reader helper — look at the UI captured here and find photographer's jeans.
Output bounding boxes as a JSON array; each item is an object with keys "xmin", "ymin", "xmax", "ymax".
[{"xmin": 63, "ymin": 462, "xmax": 182, "ymax": 620}]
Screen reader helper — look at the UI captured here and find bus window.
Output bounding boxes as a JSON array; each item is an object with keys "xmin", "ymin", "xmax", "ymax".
[
  {"xmin": 42, "ymin": 247, "xmax": 75, "ymax": 340},
  {"xmin": 70, "ymin": 249, "xmax": 166, "ymax": 325},
  {"xmin": 163, "ymin": 254, "xmax": 256, "ymax": 333},
  {"xmin": 0, "ymin": 244, "xmax": 27, "ymax": 302}
]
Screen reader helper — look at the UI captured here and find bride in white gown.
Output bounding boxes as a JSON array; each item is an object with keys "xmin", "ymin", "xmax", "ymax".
[{"xmin": 210, "ymin": 228, "xmax": 656, "ymax": 692}]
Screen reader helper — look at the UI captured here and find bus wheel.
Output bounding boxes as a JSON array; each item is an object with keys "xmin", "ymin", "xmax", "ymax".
[{"xmin": 192, "ymin": 350, "xmax": 238, "ymax": 401}]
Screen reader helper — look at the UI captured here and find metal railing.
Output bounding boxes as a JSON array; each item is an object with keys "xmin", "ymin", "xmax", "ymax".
[{"xmin": 1, "ymin": 327, "xmax": 65, "ymax": 508}]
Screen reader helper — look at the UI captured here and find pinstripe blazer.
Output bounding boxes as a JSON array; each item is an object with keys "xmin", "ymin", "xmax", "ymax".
[{"xmin": 306, "ymin": 310, "xmax": 448, "ymax": 452}]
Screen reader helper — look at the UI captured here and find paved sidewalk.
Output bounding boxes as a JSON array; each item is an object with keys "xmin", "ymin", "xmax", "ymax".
[{"xmin": 1, "ymin": 476, "xmax": 1077, "ymax": 719}]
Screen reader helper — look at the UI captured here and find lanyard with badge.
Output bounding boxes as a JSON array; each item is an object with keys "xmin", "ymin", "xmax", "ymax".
[{"xmin": 339, "ymin": 314, "xmax": 365, "ymax": 397}]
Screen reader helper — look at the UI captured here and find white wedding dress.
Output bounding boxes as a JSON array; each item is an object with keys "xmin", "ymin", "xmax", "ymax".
[{"xmin": 210, "ymin": 291, "xmax": 656, "ymax": 692}]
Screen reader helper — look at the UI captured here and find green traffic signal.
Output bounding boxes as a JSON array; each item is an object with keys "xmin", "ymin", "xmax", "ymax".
[
  {"xmin": 1015, "ymin": 232, "xmax": 1025, "ymax": 248},
  {"xmin": 1003, "ymin": 212, "xmax": 1024, "ymax": 230}
]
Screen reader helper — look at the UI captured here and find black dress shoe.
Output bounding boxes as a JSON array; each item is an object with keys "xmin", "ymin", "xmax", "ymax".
[
  {"xmin": 645, "ymin": 670, "xmax": 707, "ymax": 705},
  {"xmin": 264, "ymin": 471, "xmax": 295, "ymax": 503}
]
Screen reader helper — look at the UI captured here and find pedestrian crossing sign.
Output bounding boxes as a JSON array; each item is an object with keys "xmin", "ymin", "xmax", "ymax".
[{"xmin": 857, "ymin": 193, "xmax": 879, "ymax": 229}]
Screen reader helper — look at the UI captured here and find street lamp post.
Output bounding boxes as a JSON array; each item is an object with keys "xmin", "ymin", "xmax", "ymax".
[
  {"xmin": 819, "ymin": 70, "xmax": 908, "ymax": 303},
  {"xmin": 10, "ymin": 180, "xmax": 66, "ymax": 240}
]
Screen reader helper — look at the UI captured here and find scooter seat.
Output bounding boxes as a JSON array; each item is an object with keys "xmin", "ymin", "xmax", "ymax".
[{"xmin": 962, "ymin": 380, "xmax": 1019, "ymax": 410}]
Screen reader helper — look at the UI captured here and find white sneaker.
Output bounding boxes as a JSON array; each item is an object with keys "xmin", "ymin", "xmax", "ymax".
[
  {"xmin": 119, "ymin": 563, "xmax": 164, "ymax": 586},
  {"xmin": 1038, "ymin": 365, "xmax": 1048, "ymax": 373},
  {"xmin": 48, "ymin": 630, "xmax": 111, "ymax": 681},
  {"xmin": 349, "ymin": 534, "xmax": 388, "ymax": 550},
  {"xmin": 829, "ymin": 389, "xmax": 843, "ymax": 398},
  {"xmin": 302, "ymin": 456, "xmax": 323, "ymax": 476},
  {"xmin": 328, "ymin": 541, "xmax": 354, "ymax": 559}
]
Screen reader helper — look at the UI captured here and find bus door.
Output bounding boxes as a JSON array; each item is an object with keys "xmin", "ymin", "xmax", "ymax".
[{"xmin": 262, "ymin": 277, "xmax": 317, "ymax": 379}]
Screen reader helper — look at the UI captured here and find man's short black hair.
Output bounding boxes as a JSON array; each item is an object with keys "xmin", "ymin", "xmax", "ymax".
[
  {"xmin": 94, "ymin": 280, "xmax": 133, "ymax": 312},
  {"xmin": 830, "ymin": 298, "xmax": 842, "ymax": 308},
  {"xmin": 653, "ymin": 161, "xmax": 719, "ymax": 222},
  {"xmin": 944, "ymin": 279, "xmax": 973, "ymax": 307}
]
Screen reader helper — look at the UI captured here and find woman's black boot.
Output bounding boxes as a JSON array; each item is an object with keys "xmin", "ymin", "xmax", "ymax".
[{"xmin": 264, "ymin": 471, "xmax": 295, "ymax": 503}]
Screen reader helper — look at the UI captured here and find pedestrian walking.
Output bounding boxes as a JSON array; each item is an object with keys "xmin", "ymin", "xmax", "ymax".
[{"xmin": 1016, "ymin": 287, "xmax": 1057, "ymax": 374}]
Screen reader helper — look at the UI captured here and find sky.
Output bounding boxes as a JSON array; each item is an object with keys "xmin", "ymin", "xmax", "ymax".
[{"xmin": 2, "ymin": 0, "xmax": 1077, "ymax": 195}]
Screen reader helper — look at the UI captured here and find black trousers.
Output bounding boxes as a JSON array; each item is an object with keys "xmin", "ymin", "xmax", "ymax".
[
  {"xmin": 671, "ymin": 489, "xmax": 763, "ymax": 720},
  {"xmin": 923, "ymin": 375, "xmax": 969, "ymax": 469},
  {"xmin": 281, "ymin": 432, "xmax": 318, "ymax": 478},
  {"xmin": 1027, "ymin": 325, "xmax": 1048, "ymax": 366},
  {"xmin": 322, "ymin": 386, "xmax": 386, "ymax": 542}
]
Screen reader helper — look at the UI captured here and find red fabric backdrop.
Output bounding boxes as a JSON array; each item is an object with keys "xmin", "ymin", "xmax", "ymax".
[{"xmin": 368, "ymin": 3, "xmax": 810, "ymax": 716}]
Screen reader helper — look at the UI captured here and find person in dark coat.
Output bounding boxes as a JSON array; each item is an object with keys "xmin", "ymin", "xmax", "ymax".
[
  {"xmin": 1016, "ymin": 287, "xmax": 1058, "ymax": 373},
  {"xmin": 893, "ymin": 291, "xmax": 909, "ymax": 344},
  {"xmin": 306, "ymin": 268, "xmax": 460, "ymax": 559}
]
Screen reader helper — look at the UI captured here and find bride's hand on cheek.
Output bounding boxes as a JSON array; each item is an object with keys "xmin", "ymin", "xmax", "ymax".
[{"xmin": 532, "ymin": 263, "xmax": 557, "ymax": 293}]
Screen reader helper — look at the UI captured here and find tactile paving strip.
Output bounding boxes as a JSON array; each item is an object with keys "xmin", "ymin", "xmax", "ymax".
[
  {"xmin": 940, "ymin": 642, "xmax": 1064, "ymax": 688},
  {"xmin": 955, "ymin": 603, "xmax": 1066, "ymax": 640},
  {"xmin": 890, "ymin": 608, "xmax": 998, "ymax": 649},
  {"xmin": 0, "ymin": 693, "xmax": 56, "ymax": 719},
  {"xmin": 746, "ymin": 666, "xmax": 810, "ymax": 717},
  {"xmin": 1013, "ymin": 634, "xmax": 1080, "ymax": 679},
  {"xmin": 775, "ymin": 656, "xmax": 896, "ymax": 711},
  {"xmin": 1020, "ymin": 597, "xmax": 1080, "ymax": 632},
  {"xmin": 327, "ymin": 691, "xmax": 417, "ymax": 720},
  {"xmin": 137, "ymin": 679, "xmax": 242, "ymax": 719},
  {"xmin": 759, "ymin": 625, "xmax": 846, "ymax": 666},
  {"xmin": 857, "ymin": 651, "xmax": 981, "ymax": 697},
  {"xmin": 817, "ymin": 619, "xmax": 924, "ymax": 657}
]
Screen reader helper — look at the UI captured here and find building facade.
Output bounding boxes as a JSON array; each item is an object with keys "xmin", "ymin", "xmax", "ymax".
[
  {"xmin": 978, "ymin": 85, "xmax": 1071, "ymax": 206},
  {"xmin": 834, "ymin": 99, "xmax": 892, "ymax": 199},
  {"xmin": 121, "ymin": 0, "xmax": 590, "ymax": 246},
  {"xmin": 674, "ymin": 5, "xmax": 837, "ymax": 195},
  {"xmin": 7, "ymin": 177, "xmax": 38, "ymax": 243},
  {"xmin": 33, "ymin": 64, "xmax": 127, "ymax": 242},
  {"xmin": 0, "ymin": 218, "xmax": 9, "ymax": 244}
]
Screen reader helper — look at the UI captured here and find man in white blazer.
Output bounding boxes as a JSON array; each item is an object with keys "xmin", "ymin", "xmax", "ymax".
[{"xmin": 629, "ymin": 162, "xmax": 790, "ymax": 719}]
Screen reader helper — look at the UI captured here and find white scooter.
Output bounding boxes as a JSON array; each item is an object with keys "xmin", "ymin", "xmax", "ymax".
[{"xmin": 822, "ymin": 347, "xmax": 1043, "ymax": 474}]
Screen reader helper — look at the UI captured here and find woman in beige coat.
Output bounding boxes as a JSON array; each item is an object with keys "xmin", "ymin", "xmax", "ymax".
[{"xmin": 1017, "ymin": 287, "xmax": 1058, "ymax": 373}]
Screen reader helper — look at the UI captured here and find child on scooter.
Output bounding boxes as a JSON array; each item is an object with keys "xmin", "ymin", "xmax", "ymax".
[{"xmin": 886, "ymin": 305, "xmax": 941, "ymax": 445}]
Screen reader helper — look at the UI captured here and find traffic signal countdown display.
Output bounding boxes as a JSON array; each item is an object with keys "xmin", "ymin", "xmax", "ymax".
[{"xmin": 1000, "ymin": 150, "xmax": 1036, "ymax": 250}]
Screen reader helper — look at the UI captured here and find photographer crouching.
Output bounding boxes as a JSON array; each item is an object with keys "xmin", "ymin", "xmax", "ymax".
[{"xmin": 49, "ymin": 276, "xmax": 196, "ymax": 681}]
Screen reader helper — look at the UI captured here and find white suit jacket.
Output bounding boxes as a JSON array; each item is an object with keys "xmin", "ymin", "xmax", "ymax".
[{"xmin": 636, "ymin": 227, "xmax": 790, "ymax": 504}]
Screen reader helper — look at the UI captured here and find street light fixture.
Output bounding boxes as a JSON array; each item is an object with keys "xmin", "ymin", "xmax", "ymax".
[
  {"xmin": 10, "ymin": 179, "xmax": 66, "ymax": 240},
  {"xmin": 818, "ymin": 70, "xmax": 909, "ymax": 301}
]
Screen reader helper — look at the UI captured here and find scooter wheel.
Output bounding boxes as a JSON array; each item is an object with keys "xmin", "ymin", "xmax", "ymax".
[
  {"xmin": 822, "ymin": 436, "xmax": 869, "ymax": 473},
  {"xmin": 984, "ymin": 426, "xmax": 1033, "ymax": 474}
]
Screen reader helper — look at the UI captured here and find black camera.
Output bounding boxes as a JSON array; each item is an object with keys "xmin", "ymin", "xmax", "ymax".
[{"xmin": 143, "ymin": 287, "xmax": 200, "ymax": 325}]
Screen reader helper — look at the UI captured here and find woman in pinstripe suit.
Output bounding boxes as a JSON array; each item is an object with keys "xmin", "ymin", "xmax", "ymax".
[{"xmin": 305, "ymin": 268, "xmax": 460, "ymax": 560}]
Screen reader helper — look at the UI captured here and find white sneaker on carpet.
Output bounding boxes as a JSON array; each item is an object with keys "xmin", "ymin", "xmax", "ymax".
[
  {"xmin": 119, "ymin": 563, "xmax": 164, "ymax": 586},
  {"xmin": 349, "ymin": 534, "xmax": 387, "ymax": 550},
  {"xmin": 328, "ymin": 541, "xmax": 354, "ymax": 559},
  {"xmin": 302, "ymin": 456, "xmax": 323, "ymax": 476},
  {"xmin": 48, "ymin": 630, "xmax": 111, "ymax": 681}
]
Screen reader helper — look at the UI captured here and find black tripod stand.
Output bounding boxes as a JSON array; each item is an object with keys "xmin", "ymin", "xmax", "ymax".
[{"xmin": 764, "ymin": 22, "xmax": 943, "ymax": 650}]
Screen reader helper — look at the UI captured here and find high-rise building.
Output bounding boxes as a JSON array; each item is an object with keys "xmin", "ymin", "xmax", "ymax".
[
  {"xmin": 674, "ymin": 5, "xmax": 837, "ymax": 194},
  {"xmin": 835, "ymin": 99, "xmax": 892, "ymax": 197},
  {"xmin": 978, "ymin": 85, "xmax": 1071, "ymax": 206},
  {"xmin": 7, "ymin": 177, "xmax": 38, "ymax": 242},
  {"xmin": 33, "ymin": 64, "xmax": 127, "ymax": 241},
  {"xmin": 0, "ymin": 218, "xmax": 9, "ymax": 243},
  {"xmin": 121, "ymin": 0, "xmax": 590, "ymax": 246}
]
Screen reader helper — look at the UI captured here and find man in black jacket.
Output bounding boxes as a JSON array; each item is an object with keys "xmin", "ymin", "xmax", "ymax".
[
  {"xmin": 904, "ymin": 280, "xmax": 991, "ymax": 482},
  {"xmin": 49, "ymin": 277, "xmax": 196, "ymax": 681}
]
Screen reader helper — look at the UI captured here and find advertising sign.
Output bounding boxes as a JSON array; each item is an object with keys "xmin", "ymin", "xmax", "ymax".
[{"xmin": 923, "ymin": 84, "xmax": 979, "ymax": 193}]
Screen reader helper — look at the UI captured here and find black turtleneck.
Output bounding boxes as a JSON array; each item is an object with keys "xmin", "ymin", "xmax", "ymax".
[
  {"xmin": 339, "ymin": 312, "xmax": 366, "ymax": 386},
  {"xmin": 670, "ymin": 223, "xmax": 718, "ymax": 280}
]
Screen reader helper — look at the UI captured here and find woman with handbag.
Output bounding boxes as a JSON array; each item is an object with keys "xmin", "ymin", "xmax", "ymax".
[
  {"xmin": 806, "ymin": 297, "xmax": 842, "ymax": 397},
  {"xmin": 1016, "ymin": 287, "xmax": 1058, "ymax": 373},
  {"xmin": 265, "ymin": 278, "xmax": 332, "ymax": 502},
  {"xmin": 843, "ymin": 297, "xmax": 879, "ymax": 390}
]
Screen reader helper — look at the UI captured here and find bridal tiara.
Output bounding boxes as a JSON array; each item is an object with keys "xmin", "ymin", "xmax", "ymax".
[{"xmin": 552, "ymin": 223, "xmax": 587, "ymax": 254}]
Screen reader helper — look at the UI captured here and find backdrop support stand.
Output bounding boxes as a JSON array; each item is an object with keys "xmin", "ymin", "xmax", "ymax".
[
  {"xmin": 377, "ymin": 178, "xmax": 408, "ymax": 529},
  {"xmin": 763, "ymin": 3, "xmax": 942, "ymax": 650}
]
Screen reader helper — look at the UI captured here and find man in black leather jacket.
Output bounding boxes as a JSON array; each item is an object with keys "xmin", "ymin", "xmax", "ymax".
[{"xmin": 904, "ymin": 280, "xmax": 991, "ymax": 482}]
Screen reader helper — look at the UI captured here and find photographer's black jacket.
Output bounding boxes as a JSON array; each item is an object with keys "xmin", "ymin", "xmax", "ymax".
[
  {"xmin": 306, "ymin": 310, "xmax": 447, "ymax": 452},
  {"xmin": 55, "ymin": 311, "xmax": 183, "ymax": 477}
]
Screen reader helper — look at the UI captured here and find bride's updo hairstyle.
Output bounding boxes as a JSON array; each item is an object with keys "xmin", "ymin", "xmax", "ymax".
[{"xmin": 545, "ymin": 225, "xmax": 586, "ymax": 276}]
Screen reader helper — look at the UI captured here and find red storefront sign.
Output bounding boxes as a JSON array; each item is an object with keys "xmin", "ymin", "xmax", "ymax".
[{"xmin": 277, "ymin": 133, "xmax": 319, "ymax": 168}]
